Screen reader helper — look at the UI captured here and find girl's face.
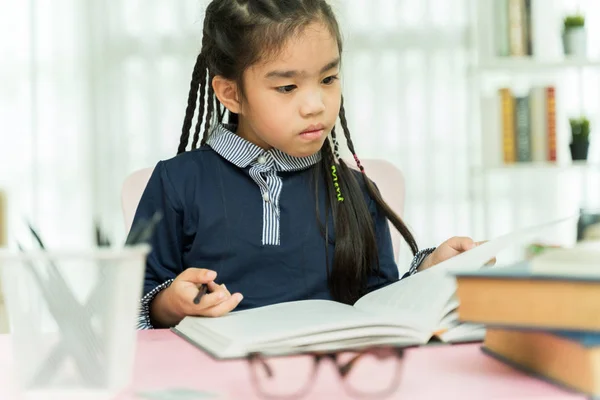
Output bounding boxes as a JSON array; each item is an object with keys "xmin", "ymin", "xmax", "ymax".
[{"xmin": 237, "ymin": 22, "xmax": 342, "ymax": 158}]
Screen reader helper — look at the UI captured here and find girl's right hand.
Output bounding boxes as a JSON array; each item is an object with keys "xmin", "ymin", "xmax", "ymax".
[{"xmin": 150, "ymin": 268, "xmax": 243, "ymax": 328}]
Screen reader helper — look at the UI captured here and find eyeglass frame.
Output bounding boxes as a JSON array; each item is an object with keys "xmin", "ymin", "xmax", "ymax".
[{"xmin": 246, "ymin": 345, "xmax": 406, "ymax": 399}]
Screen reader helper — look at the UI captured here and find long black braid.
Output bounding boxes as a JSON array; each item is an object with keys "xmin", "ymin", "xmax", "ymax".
[
  {"xmin": 190, "ymin": 64, "xmax": 208, "ymax": 150},
  {"xmin": 200, "ymin": 78, "xmax": 216, "ymax": 147},
  {"xmin": 178, "ymin": 53, "xmax": 206, "ymax": 154}
]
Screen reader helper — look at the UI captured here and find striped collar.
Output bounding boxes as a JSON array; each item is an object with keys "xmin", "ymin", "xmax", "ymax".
[{"xmin": 207, "ymin": 124, "xmax": 321, "ymax": 172}]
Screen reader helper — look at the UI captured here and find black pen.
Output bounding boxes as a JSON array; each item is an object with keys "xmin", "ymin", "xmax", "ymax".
[
  {"xmin": 193, "ymin": 284, "xmax": 208, "ymax": 305},
  {"xmin": 125, "ymin": 211, "xmax": 163, "ymax": 246}
]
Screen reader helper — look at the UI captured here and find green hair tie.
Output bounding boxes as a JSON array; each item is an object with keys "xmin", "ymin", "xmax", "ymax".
[{"xmin": 331, "ymin": 165, "xmax": 344, "ymax": 202}]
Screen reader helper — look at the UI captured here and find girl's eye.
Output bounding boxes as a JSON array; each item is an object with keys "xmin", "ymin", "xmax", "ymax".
[
  {"xmin": 276, "ymin": 85, "xmax": 297, "ymax": 94},
  {"xmin": 322, "ymin": 75, "xmax": 339, "ymax": 85}
]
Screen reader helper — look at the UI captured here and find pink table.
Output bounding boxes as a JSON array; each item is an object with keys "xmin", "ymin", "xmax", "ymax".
[{"xmin": 0, "ymin": 330, "xmax": 585, "ymax": 399}]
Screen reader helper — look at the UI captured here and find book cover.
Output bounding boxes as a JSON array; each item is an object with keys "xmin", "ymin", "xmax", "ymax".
[
  {"xmin": 499, "ymin": 88, "xmax": 516, "ymax": 164},
  {"xmin": 483, "ymin": 328, "xmax": 600, "ymax": 397},
  {"xmin": 515, "ymin": 95, "xmax": 532, "ymax": 162},
  {"xmin": 507, "ymin": 0, "xmax": 528, "ymax": 56},
  {"xmin": 453, "ymin": 262, "xmax": 600, "ymax": 332},
  {"xmin": 529, "ymin": 87, "xmax": 548, "ymax": 162},
  {"xmin": 546, "ymin": 86, "xmax": 557, "ymax": 162},
  {"xmin": 552, "ymin": 330, "xmax": 600, "ymax": 347},
  {"xmin": 495, "ymin": 0, "xmax": 510, "ymax": 57}
]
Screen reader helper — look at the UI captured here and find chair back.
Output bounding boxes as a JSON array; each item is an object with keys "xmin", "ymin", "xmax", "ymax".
[
  {"xmin": 121, "ymin": 167, "xmax": 154, "ymax": 235},
  {"xmin": 349, "ymin": 159, "xmax": 406, "ymax": 262}
]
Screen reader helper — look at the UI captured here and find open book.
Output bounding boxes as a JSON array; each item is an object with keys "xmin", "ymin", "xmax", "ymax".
[{"xmin": 171, "ymin": 215, "xmax": 577, "ymax": 359}]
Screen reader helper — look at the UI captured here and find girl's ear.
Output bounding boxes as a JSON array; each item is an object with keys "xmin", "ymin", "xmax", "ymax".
[{"xmin": 212, "ymin": 76, "xmax": 241, "ymax": 114}]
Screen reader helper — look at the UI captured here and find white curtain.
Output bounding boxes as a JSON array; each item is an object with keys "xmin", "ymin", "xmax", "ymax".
[
  {"xmin": 1, "ymin": 1, "xmax": 96, "ymax": 248},
  {"xmin": 0, "ymin": 1, "xmax": 203, "ymax": 248},
  {"xmin": 1, "ymin": 0, "xmax": 597, "ymax": 269}
]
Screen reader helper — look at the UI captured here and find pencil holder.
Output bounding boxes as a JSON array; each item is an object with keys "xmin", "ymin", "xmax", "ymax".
[{"xmin": 0, "ymin": 245, "xmax": 150, "ymax": 400}]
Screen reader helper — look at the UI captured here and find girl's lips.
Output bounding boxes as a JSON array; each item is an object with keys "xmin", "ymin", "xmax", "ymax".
[
  {"xmin": 299, "ymin": 124, "xmax": 326, "ymax": 139},
  {"xmin": 299, "ymin": 129, "xmax": 324, "ymax": 140}
]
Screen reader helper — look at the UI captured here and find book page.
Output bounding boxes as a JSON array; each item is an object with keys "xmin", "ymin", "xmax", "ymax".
[
  {"xmin": 353, "ymin": 215, "xmax": 577, "ymax": 339},
  {"xmin": 354, "ymin": 267, "xmax": 456, "ymax": 335},
  {"xmin": 435, "ymin": 214, "xmax": 578, "ymax": 273},
  {"xmin": 251, "ymin": 326, "xmax": 423, "ymax": 354},
  {"xmin": 437, "ymin": 322, "xmax": 485, "ymax": 343},
  {"xmin": 175, "ymin": 299, "xmax": 423, "ymax": 358},
  {"xmin": 259, "ymin": 335, "xmax": 421, "ymax": 357}
]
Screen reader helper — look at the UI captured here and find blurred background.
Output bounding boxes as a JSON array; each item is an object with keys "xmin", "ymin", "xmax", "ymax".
[{"xmin": 0, "ymin": 0, "xmax": 599, "ymax": 270}]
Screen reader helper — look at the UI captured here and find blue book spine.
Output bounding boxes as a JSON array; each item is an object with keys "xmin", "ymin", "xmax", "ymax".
[{"xmin": 552, "ymin": 330, "xmax": 600, "ymax": 347}]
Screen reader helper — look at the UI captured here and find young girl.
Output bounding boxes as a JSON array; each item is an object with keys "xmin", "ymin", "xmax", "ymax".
[{"xmin": 133, "ymin": 0, "xmax": 479, "ymax": 330}]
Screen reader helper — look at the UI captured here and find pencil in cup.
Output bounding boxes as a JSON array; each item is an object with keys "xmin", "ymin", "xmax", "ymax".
[{"xmin": 193, "ymin": 284, "xmax": 208, "ymax": 305}]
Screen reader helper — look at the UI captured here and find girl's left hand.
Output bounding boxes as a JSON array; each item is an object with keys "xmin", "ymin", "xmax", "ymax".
[{"xmin": 418, "ymin": 236, "xmax": 495, "ymax": 272}]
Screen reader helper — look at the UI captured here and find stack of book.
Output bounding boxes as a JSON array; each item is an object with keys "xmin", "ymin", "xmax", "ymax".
[{"xmin": 453, "ymin": 246, "xmax": 600, "ymax": 397}]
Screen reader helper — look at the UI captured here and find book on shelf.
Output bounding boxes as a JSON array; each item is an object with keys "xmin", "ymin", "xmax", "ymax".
[
  {"xmin": 506, "ymin": 0, "xmax": 529, "ymax": 56},
  {"xmin": 499, "ymin": 88, "xmax": 516, "ymax": 164},
  {"xmin": 515, "ymin": 95, "xmax": 532, "ymax": 162},
  {"xmin": 493, "ymin": 0, "xmax": 561, "ymax": 59},
  {"xmin": 482, "ymin": 85, "xmax": 557, "ymax": 167},
  {"xmin": 546, "ymin": 86, "xmax": 557, "ymax": 162}
]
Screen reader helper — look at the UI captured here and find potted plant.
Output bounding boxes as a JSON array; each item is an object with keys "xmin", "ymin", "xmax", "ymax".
[
  {"xmin": 569, "ymin": 117, "xmax": 590, "ymax": 161},
  {"xmin": 563, "ymin": 14, "xmax": 587, "ymax": 57}
]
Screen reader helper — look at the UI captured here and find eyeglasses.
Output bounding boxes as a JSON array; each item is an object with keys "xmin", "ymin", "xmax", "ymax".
[{"xmin": 247, "ymin": 346, "xmax": 405, "ymax": 399}]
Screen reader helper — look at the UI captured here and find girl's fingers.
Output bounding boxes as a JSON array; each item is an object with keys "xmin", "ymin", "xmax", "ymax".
[
  {"xmin": 200, "ymin": 293, "xmax": 244, "ymax": 318},
  {"xmin": 206, "ymin": 280, "xmax": 224, "ymax": 293},
  {"xmin": 177, "ymin": 279, "xmax": 238, "ymax": 317},
  {"xmin": 446, "ymin": 236, "xmax": 476, "ymax": 252},
  {"xmin": 179, "ymin": 268, "xmax": 217, "ymax": 284},
  {"xmin": 221, "ymin": 283, "xmax": 231, "ymax": 297},
  {"xmin": 193, "ymin": 289, "xmax": 229, "ymax": 311},
  {"xmin": 178, "ymin": 282, "xmax": 211, "ymax": 305},
  {"xmin": 206, "ymin": 280, "xmax": 231, "ymax": 297},
  {"xmin": 484, "ymin": 257, "xmax": 497, "ymax": 267}
]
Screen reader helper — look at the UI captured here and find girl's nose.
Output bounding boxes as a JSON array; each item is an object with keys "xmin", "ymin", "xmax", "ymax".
[{"xmin": 300, "ymin": 90, "xmax": 326, "ymax": 117}]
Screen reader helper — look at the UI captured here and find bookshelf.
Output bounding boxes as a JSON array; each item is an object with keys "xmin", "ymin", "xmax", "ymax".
[
  {"xmin": 468, "ymin": 0, "xmax": 600, "ymax": 245},
  {"xmin": 472, "ymin": 161, "xmax": 600, "ymax": 174},
  {"xmin": 474, "ymin": 57, "xmax": 600, "ymax": 73}
]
